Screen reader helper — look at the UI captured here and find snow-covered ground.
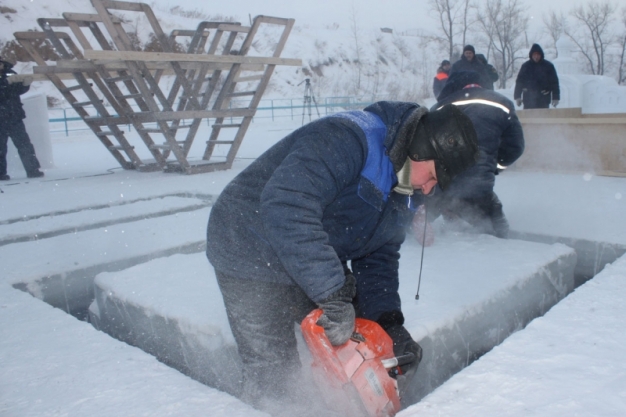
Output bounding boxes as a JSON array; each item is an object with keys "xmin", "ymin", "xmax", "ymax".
[{"xmin": 1, "ymin": 115, "xmax": 626, "ymax": 416}]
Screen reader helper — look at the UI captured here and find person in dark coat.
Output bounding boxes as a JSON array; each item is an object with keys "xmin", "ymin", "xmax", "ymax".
[
  {"xmin": 0, "ymin": 58, "xmax": 44, "ymax": 180},
  {"xmin": 206, "ymin": 101, "xmax": 479, "ymax": 411},
  {"xmin": 514, "ymin": 43, "xmax": 560, "ymax": 109},
  {"xmin": 427, "ymin": 71, "xmax": 525, "ymax": 238},
  {"xmin": 433, "ymin": 59, "xmax": 451, "ymax": 99},
  {"xmin": 450, "ymin": 45, "xmax": 492, "ymax": 90},
  {"xmin": 475, "ymin": 54, "xmax": 499, "ymax": 90}
]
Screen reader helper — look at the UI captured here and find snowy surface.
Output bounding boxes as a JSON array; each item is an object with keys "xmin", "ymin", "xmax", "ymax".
[
  {"xmin": 88, "ymin": 236, "xmax": 575, "ymax": 403},
  {"xmin": 0, "ymin": 287, "xmax": 269, "ymax": 417},
  {"xmin": 403, "ymin": 251, "xmax": 626, "ymax": 417},
  {"xmin": 1, "ymin": 116, "xmax": 626, "ymax": 416}
]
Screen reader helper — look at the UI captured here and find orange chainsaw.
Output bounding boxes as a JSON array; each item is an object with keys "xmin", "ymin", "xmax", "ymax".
[{"xmin": 300, "ymin": 309, "xmax": 415, "ymax": 417}]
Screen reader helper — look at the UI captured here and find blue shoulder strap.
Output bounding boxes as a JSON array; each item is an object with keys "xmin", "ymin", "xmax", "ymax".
[{"xmin": 333, "ymin": 111, "xmax": 396, "ymax": 211}]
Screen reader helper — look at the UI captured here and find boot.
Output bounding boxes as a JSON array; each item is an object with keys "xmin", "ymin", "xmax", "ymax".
[
  {"xmin": 487, "ymin": 192, "xmax": 509, "ymax": 238},
  {"xmin": 0, "ymin": 174, "xmax": 10, "ymax": 181},
  {"xmin": 27, "ymin": 170, "xmax": 44, "ymax": 178}
]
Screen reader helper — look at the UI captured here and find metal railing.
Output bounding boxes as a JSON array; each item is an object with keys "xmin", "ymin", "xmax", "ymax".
[{"xmin": 48, "ymin": 96, "xmax": 380, "ymax": 136}]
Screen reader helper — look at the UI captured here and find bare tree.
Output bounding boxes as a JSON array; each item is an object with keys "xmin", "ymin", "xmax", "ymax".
[
  {"xmin": 429, "ymin": 0, "xmax": 474, "ymax": 61},
  {"xmin": 619, "ymin": 7, "xmax": 626, "ymax": 84},
  {"xmin": 542, "ymin": 9, "xmax": 569, "ymax": 57},
  {"xmin": 460, "ymin": 0, "xmax": 473, "ymax": 51},
  {"xmin": 349, "ymin": 4, "xmax": 364, "ymax": 93},
  {"xmin": 566, "ymin": 1, "xmax": 617, "ymax": 75},
  {"xmin": 476, "ymin": 0, "xmax": 529, "ymax": 88}
]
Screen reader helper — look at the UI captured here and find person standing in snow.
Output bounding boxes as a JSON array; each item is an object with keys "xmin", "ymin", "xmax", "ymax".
[
  {"xmin": 206, "ymin": 101, "xmax": 479, "ymax": 411},
  {"xmin": 432, "ymin": 59, "xmax": 451, "ymax": 99},
  {"xmin": 426, "ymin": 71, "xmax": 524, "ymax": 239},
  {"xmin": 514, "ymin": 44, "xmax": 560, "ymax": 109},
  {"xmin": 450, "ymin": 45, "xmax": 491, "ymax": 90},
  {"xmin": 475, "ymin": 54, "xmax": 499, "ymax": 90},
  {"xmin": 0, "ymin": 58, "xmax": 44, "ymax": 181}
]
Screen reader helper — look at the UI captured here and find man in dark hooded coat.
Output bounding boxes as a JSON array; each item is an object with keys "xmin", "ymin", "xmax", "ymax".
[
  {"xmin": 206, "ymin": 101, "xmax": 479, "ymax": 412},
  {"xmin": 428, "ymin": 71, "xmax": 525, "ymax": 238},
  {"xmin": 0, "ymin": 58, "xmax": 44, "ymax": 180},
  {"xmin": 514, "ymin": 43, "xmax": 560, "ymax": 109}
]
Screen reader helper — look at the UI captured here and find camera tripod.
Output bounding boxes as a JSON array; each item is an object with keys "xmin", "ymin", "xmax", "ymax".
[{"xmin": 298, "ymin": 78, "xmax": 321, "ymax": 125}]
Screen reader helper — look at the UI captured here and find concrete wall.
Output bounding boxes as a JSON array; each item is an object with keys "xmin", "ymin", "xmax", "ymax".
[{"xmin": 512, "ymin": 107, "xmax": 626, "ymax": 175}]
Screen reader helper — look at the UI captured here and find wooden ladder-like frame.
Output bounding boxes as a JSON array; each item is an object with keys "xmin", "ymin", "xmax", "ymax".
[{"xmin": 14, "ymin": 0, "xmax": 299, "ymax": 174}]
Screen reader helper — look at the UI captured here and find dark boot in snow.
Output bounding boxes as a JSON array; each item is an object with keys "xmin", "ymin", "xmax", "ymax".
[{"xmin": 27, "ymin": 169, "xmax": 44, "ymax": 178}]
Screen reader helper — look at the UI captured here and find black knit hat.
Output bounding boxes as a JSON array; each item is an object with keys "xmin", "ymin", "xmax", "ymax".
[
  {"xmin": 408, "ymin": 104, "xmax": 479, "ymax": 191},
  {"xmin": 463, "ymin": 45, "xmax": 475, "ymax": 54},
  {"xmin": 440, "ymin": 59, "xmax": 450, "ymax": 66}
]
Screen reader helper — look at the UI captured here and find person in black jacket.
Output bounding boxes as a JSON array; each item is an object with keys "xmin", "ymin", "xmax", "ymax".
[
  {"xmin": 450, "ymin": 45, "xmax": 492, "ymax": 90},
  {"xmin": 514, "ymin": 44, "xmax": 560, "ymax": 109},
  {"xmin": 0, "ymin": 58, "xmax": 44, "ymax": 180},
  {"xmin": 475, "ymin": 54, "xmax": 499, "ymax": 90},
  {"xmin": 206, "ymin": 101, "xmax": 479, "ymax": 411},
  {"xmin": 428, "ymin": 71, "xmax": 525, "ymax": 238}
]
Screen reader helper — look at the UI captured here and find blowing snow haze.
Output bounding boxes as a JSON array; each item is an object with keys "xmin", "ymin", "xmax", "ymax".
[{"xmin": 0, "ymin": 0, "xmax": 590, "ymax": 103}]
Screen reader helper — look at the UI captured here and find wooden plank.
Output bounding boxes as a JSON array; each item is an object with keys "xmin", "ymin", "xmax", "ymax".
[
  {"xmin": 83, "ymin": 50, "xmax": 302, "ymax": 66},
  {"xmin": 62, "ymin": 12, "xmax": 122, "ymax": 23},
  {"xmin": 53, "ymin": 60, "xmax": 264, "ymax": 72},
  {"xmin": 14, "ymin": 31, "xmax": 71, "ymax": 41},
  {"xmin": 254, "ymin": 15, "xmax": 295, "ymax": 25}
]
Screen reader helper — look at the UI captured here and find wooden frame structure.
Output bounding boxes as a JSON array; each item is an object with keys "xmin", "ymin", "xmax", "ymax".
[{"xmin": 14, "ymin": 0, "xmax": 300, "ymax": 174}]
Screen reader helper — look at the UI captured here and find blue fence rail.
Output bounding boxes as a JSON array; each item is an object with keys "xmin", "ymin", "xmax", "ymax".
[{"xmin": 48, "ymin": 96, "xmax": 379, "ymax": 136}]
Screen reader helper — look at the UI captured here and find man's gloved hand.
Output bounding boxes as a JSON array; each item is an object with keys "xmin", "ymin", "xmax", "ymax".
[
  {"xmin": 386, "ymin": 325, "xmax": 423, "ymax": 375},
  {"xmin": 377, "ymin": 311, "xmax": 422, "ymax": 375},
  {"xmin": 551, "ymin": 100, "xmax": 559, "ymax": 108},
  {"xmin": 316, "ymin": 273, "xmax": 356, "ymax": 346},
  {"xmin": 515, "ymin": 98, "xmax": 522, "ymax": 107}
]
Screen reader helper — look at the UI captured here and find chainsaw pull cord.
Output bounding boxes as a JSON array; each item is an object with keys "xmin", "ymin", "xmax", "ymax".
[{"xmin": 415, "ymin": 203, "xmax": 427, "ymax": 300}]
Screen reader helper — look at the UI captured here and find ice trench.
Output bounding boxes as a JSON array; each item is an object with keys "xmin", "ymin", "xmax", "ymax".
[{"xmin": 8, "ymin": 193, "xmax": 622, "ymax": 409}]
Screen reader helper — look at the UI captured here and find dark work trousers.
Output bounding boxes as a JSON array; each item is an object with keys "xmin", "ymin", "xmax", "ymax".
[
  {"xmin": 522, "ymin": 89, "xmax": 551, "ymax": 109},
  {"xmin": 215, "ymin": 270, "xmax": 317, "ymax": 408},
  {"xmin": 0, "ymin": 119, "xmax": 41, "ymax": 175}
]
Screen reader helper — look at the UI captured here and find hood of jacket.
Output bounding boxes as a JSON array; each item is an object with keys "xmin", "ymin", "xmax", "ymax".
[
  {"xmin": 475, "ymin": 54, "xmax": 488, "ymax": 65},
  {"xmin": 363, "ymin": 101, "xmax": 428, "ymax": 172},
  {"xmin": 528, "ymin": 43, "xmax": 544, "ymax": 60}
]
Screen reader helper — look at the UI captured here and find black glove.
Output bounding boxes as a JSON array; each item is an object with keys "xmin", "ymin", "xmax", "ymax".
[
  {"xmin": 316, "ymin": 273, "xmax": 356, "ymax": 346},
  {"xmin": 386, "ymin": 325, "xmax": 423, "ymax": 374},
  {"xmin": 377, "ymin": 311, "xmax": 423, "ymax": 375}
]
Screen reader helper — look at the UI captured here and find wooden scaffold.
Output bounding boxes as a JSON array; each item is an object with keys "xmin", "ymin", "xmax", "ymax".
[{"xmin": 14, "ymin": 0, "xmax": 301, "ymax": 174}]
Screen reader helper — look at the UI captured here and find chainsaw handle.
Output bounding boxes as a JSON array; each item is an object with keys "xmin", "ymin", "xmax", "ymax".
[{"xmin": 380, "ymin": 353, "xmax": 416, "ymax": 369}]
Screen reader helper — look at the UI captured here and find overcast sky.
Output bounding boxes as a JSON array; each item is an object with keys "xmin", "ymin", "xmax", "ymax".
[{"xmin": 176, "ymin": 0, "xmax": 589, "ymax": 36}]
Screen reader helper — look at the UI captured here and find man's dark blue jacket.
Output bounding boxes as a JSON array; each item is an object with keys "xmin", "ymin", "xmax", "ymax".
[
  {"xmin": 206, "ymin": 101, "xmax": 426, "ymax": 321},
  {"xmin": 0, "ymin": 60, "xmax": 30, "ymax": 125},
  {"xmin": 433, "ymin": 72, "xmax": 524, "ymax": 197}
]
